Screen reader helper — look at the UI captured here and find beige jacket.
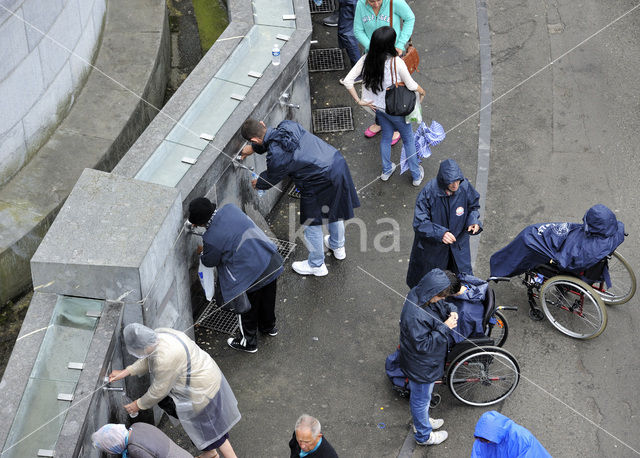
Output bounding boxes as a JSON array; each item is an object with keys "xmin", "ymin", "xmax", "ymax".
[{"xmin": 127, "ymin": 328, "xmax": 221, "ymax": 412}]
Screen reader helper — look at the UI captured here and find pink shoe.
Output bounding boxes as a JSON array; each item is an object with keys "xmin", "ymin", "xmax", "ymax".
[
  {"xmin": 364, "ymin": 127, "xmax": 380, "ymax": 138},
  {"xmin": 391, "ymin": 132, "xmax": 401, "ymax": 146}
]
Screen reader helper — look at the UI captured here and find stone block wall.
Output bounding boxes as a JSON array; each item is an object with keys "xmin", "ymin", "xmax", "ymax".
[
  {"xmin": 0, "ymin": 0, "xmax": 106, "ymax": 186},
  {"xmin": 1, "ymin": 0, "xmax": 313, "ymax": 454}
]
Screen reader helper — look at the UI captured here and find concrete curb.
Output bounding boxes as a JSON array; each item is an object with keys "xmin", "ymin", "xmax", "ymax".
[{"xmin": 0, "ymin": 0, "xmax": 170, "ymax": 305}]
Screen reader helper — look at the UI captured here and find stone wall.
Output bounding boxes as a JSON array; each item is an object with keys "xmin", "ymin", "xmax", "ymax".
[
  {"xmin": 0, "ymin": 0, "xmax": 106, "ymax": 185},
  {"xmin": 0, "ymin": 0, "xmax": 313, "ymax": 454}
]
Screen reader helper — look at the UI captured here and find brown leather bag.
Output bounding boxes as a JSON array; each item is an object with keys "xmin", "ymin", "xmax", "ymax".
[{"xmin": 390, "ymin": 0, "xmax": 420, "ymax": 74}]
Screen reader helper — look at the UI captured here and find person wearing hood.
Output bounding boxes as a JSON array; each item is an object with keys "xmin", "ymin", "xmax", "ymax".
[
  {"xmin": 109, "ymin": 324, "xmax": 240, "ymax": 458},
  {"xmin": 399, "ymin": 268, "xmax": 458, "ymax": 446},
  {"xmin": 406, "ymin": 159, "xmax": 482, "ymax": 288},
  {"xmin": 471, "ymin": 411, "xmax": 551, "ymax": 457},
  {"xmin": 240, "ymin": 119, "xmax": 360, "ymax": 277},
  {"xmin": 445, "ymin": 272, "xmax": 489, "ymax": 343},
  {"xmin": 188, "ymin": 198, "xmax": 283, "ymax": 354},
  {"xmin": 92, "ymin": 423, "xmax": 192, "ymax": 457},
  {"xmin": 490, "ymin": 204, "xmax": 625, "ymax": 278}
]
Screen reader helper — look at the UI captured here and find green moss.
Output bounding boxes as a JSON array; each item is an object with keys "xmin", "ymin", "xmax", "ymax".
[{"xmin": 192, "ymin": 0, "xmax": 229, "ymax": 52}]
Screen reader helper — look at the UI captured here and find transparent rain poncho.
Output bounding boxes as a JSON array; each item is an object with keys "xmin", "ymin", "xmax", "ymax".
[
  {"xmin": 124, "ymin": 323, "xmax": 159, "ymax": 358},
  {"xmin": 91, "ymin": 423, "xmax": 128, "ymax": 454},
  {"xmin": 123, "ymin": 324, "xmax": 241, "ymax": 449}
]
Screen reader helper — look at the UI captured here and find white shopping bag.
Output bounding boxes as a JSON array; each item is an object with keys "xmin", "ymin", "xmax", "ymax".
[
  {"xmin": 198, "ymin": 259, "xmax": 215, "ymax": 301},
  {"xmin": 405, "ymin": 95, "xmax": 422, "ymax": 124}
]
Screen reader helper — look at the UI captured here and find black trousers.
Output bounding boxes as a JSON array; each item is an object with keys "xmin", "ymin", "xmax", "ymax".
[{"xmin": 238, "ymin": 279, "xmax": 278, "ymax": 347}]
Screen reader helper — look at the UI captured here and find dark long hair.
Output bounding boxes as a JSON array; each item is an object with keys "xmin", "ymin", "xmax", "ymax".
[{"xmin": 362, "ymin": 26, "xmax": 398, "ymax": 93}]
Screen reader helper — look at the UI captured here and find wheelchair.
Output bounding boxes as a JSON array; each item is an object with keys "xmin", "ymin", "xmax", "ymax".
[
  {"xmin": 429, "ymin": 284, "xmax": 520, "ymax": 407},
  {"xmin": 521, "ymin": 250, "xmax": 636, "ymax": 340}
]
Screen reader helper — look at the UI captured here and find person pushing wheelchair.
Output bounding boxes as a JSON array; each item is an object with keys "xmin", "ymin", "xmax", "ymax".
[{"xmin": 398, "ymin": 268, "xmax": 458, "ymax": 446}]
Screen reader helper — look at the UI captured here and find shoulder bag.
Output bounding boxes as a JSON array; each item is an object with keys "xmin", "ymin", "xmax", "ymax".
[
  {"xmin": 390, "ymin": 0, "xmax": 420, "ymax": 74},
  {"xmin": 385, "ymin": 57, "xmax": 417, "ymax": 116}
]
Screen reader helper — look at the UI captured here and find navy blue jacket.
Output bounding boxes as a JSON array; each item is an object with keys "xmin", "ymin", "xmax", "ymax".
[
  {"xmin": 449, "ymin": 274, "xmax": 487, "ymax": 343},
  {"xmin": 398, "ymin": 269, "xmax": 456, "ymax": 383},
  {"xmin": 200, "ymin": 204, "xmax": 283, "ymax": 303},
  {"xmin": 253, "ymin": 121, "xmax": 360, "ymax": 225},
  {"xmin": 490, "ymin": 204, "xmax": 625, "ymax": 280},
  {"xmin": 406, "ymin": 159, "xmax": 482, "ymax": 288},
  {"xmin": 471, "ymin": 411, "xmax": 551, "ymax": 457}
]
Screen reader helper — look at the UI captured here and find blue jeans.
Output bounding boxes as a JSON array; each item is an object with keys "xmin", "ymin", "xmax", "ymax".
[
  {"xmin": 304, "ymin": 221, "xmax": 345, "ymax": 267},
  {"xmin": 338, "ymin": 0, "xmax": 361, "ymax": 66},
  {"xmin": 408, "ymin": 380, "xmax": 435, "ymax": 443},
  {"xmin": 376, "ymin": 109, "xmax": 421, "ymax": 180}
]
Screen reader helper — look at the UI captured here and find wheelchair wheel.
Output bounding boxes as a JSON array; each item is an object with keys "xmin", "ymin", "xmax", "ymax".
[
  {"xmin": 593, "ymin": 251, "xmax": 636, "ymax": 306},
  {"xmin": 540, "ymin": 276, "xmax": 607, "ymax": 339},
  {"xmin": 447, "ymin": 346, "xmax": 519, "ymax": 406},
  {"xmin": 485, "ymin": 311, "xmax": 508, "ymax": 347}
]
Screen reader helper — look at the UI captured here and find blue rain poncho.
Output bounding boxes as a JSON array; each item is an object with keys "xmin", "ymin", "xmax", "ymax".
[
  {"xmin": 449, "ymin": 274, "xmax": 488, "ymax": 343},
  {"xmin": 490, "ymin": 204, "xmax": 624, "ymax": 283},
  {"xmin": 253, "ymin": 120, "xmax": 360, "ymax": 225},
  {"xmin": 406, "ymin": 159, "xmax": 482, "ymax": 287},
  {"xmin": 398, "ymin": 269, "xmax": 456, "ymax": 383},
  {"xmin": 471, "ymin": 411, "xmax": 551, "ymax": 457}
]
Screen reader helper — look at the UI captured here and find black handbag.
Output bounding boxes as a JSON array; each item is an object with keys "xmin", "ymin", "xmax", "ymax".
[{"xmin": 385, "ymin": 58, "xmax": 417, "ymax": 117}]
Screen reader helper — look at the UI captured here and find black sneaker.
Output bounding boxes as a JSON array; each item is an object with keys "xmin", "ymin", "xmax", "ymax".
[
  {"xmin": 323, "ymin": 13, "xmax": 339, "ymax": 27},
  {"xmin": 261, "ymin": 327, "xmax": 279, "ymax": 337},
  {"xmin": 227, "ymin": 337, "xmax": 257, "ymax": 353}
]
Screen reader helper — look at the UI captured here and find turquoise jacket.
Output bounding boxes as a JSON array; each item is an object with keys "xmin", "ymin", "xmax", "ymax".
[{"xmin": 353, "ymin": 0, "xmax": 415, "ymax": 51}]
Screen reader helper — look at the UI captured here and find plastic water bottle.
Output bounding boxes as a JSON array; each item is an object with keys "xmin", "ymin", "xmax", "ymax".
[
  {"xmin": 122, "ymin": 394, "xmax": 139, "ymax": 418},
  {"xmin": 313, "ymin": 0, "xmax": 322, "ymax": 5},
  {"xmin": 251, "ymin": 172, "xmax": 265, "ymax": 197},
  {"xmin": 271, "ymin": 44, "xmax": 281, "ymax": 66}
]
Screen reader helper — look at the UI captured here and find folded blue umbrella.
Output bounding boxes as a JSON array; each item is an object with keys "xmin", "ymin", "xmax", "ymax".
[{"xmin": 400, "ymin": 120, "xmax": 446, "ymax": 174}]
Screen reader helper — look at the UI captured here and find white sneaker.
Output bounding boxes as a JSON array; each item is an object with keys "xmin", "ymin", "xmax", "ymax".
[
  {"xmin": 412, "ymin": 418, "xmax": 443, "ymax": 434},
  {"xmin": 323, "ymin": 235, "xmax": 346, "ymax": 260},
  {"xmin": 412, "ymin": 165, "xmax": 424, "ymax": 187},
  {"xmin": 417, "ymin": 431, "xmax": 448, "ymax": 446},
  {"xmin": 430, "ymin": 418, "xmax": 444, "ymax": 430},
  {"xmin": 381, "ymin": 163, "xmax": 397, "ymax": 181},
  {"xmin": 292, "ymin": 260, "xmax": 328, "ymax": 277}
]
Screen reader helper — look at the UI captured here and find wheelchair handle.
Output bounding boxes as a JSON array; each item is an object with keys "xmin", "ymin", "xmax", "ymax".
[
  {"xmin": 497, "ymin": 306, "xmax": 518, "ymax": 311},
  {"xmin": 487, "ymin": 276, "xmax": 512, "ymax": 283}
]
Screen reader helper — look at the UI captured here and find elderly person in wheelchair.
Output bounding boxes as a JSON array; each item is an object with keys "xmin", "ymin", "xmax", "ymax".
[
  {"xmin": 489, "ymin": 204, "xmax": 634, "ymax": 339},
  {"xmin": 444, "ymin": 272, "xmax": 508, "ymax": 346},
  {"xmin": 489, "ymin": 204, "xmax": 624, "ymax": 282}
]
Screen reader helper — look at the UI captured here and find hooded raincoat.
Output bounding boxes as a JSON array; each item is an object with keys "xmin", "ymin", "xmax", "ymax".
[
  {"xmin": 406, "ymin": 159, "xmax": 482, "ymax": 287},
  {"xmin": 398, "ymin": 269, "xmax": 456, "ymax": 383},
  {"xmin": 490, "ymin": 204, "xmax": 625, "ymax": 279},
  {"xmin": 253, "ymin": 121, "xmax": 360, "ymax": 226},
  {"xmin": 200, "ymin": 203, "xmax": 283, "ymax": 304},
  {"xmin": 449, "ymin": 274, "xmax": 488, "ymax": 343},
  {"xmin": 471, "ymin": 411, "xmax": 551, "ymax": 457}
]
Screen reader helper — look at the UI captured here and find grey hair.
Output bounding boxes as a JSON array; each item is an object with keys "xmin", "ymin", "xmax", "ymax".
[{"xmin": 295, "ymin": 414, "xmax": 321, "ymax": 438}]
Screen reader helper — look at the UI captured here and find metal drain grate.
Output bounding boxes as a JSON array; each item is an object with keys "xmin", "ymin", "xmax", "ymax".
[
  {"xmin": 196, "ymin": 302, "xmax": 238, "ymax": 335},
  {"xmin": 288, "ymin": 184, "xmax": 301, "ymax": 199},
  {"xmin": 308, "ymin": 0, "xmax": 336, "ymax": 13},
  {"xmin": 270, "ymin": 237, "xmax": 296, "ymax": 261},
  {"xmin": 308, "ymin": 48, "xmax": 344, "ymax": 72},
  {"xmin": 312, "ymin": 107, "xmax": 354, "ymax": 133}
]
